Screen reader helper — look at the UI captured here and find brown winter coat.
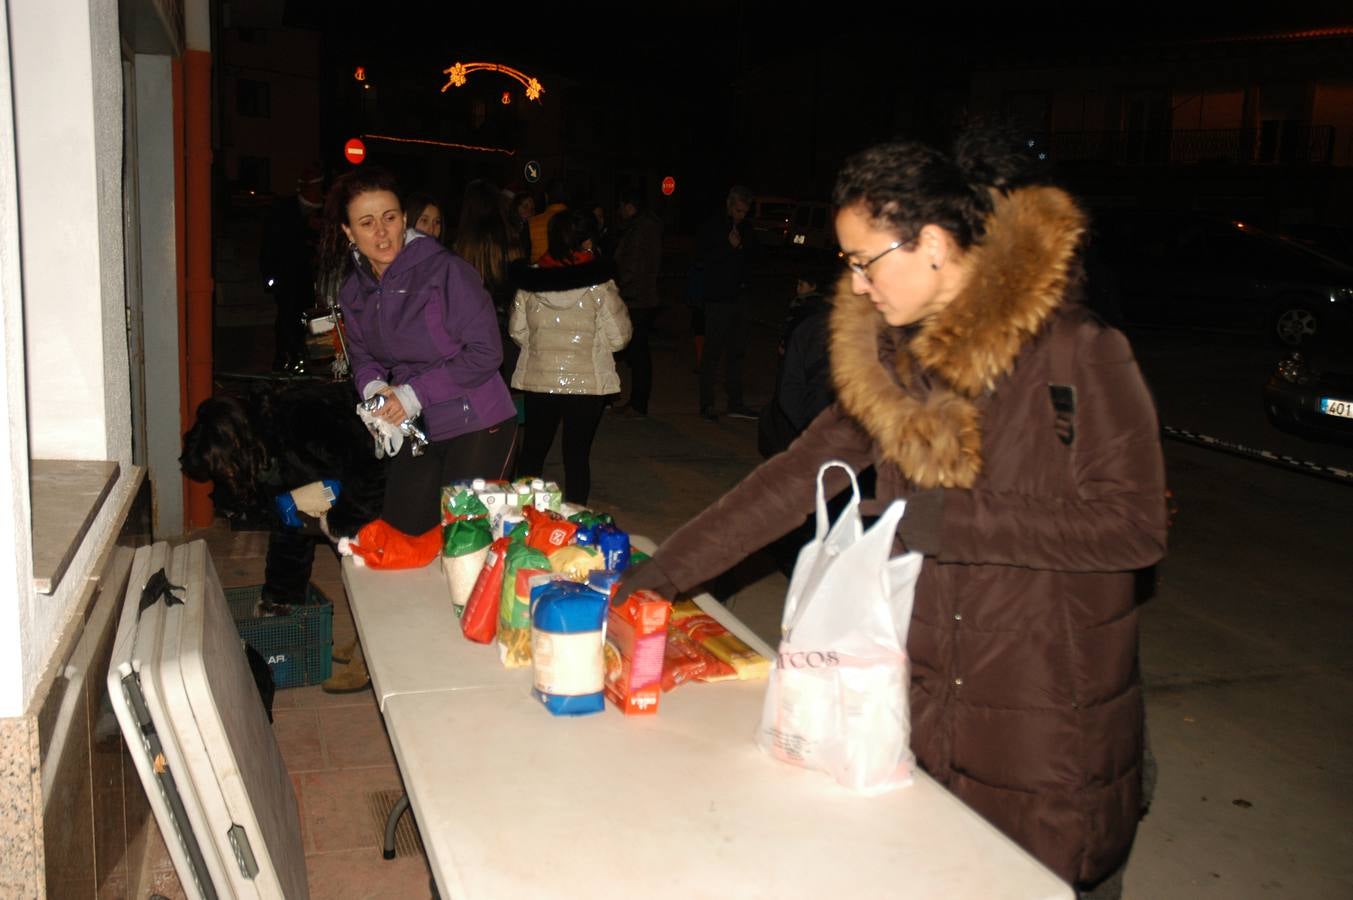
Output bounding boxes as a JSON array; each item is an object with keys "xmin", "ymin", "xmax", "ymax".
[{"xmin": 650, "ymin": 186, "xmax": 1168, "ymax": 886}]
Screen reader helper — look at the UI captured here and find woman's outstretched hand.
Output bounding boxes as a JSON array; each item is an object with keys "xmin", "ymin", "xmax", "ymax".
[{"xmin": 610, "ymin": 557, "xmax": 678, "ymax": 607}]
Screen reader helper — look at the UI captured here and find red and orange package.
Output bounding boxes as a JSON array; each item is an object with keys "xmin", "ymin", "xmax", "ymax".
[
  {"xmin": 603, "ymin": 589, "xmax": 671, "ymax": 715},
  {"xmin": 523, "ymin": 506, "xmax": 578, "ymax": 554}
]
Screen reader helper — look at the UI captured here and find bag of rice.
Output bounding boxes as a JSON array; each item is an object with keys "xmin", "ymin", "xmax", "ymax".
[{"xmin": 531, "ymin": 580, "xmax": 608, "ymax": 716}]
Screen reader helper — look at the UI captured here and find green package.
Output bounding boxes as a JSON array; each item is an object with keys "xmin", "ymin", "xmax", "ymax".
[
  {"xmin": 566, "ymin": 510, "xmax": 615, "ymax": 528},
  {"xmin": 442, "ymin": 490, "xmax": 492, "ymax": 557},
  {"xmin": 498, "ymin": 538, "xmax": 550, "ymax": 632}
]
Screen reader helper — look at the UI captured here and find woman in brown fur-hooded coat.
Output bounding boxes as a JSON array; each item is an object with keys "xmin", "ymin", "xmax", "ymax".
[{"xmin": 616, "ymin": 133, "xmax": 1169, "ymax": 891}]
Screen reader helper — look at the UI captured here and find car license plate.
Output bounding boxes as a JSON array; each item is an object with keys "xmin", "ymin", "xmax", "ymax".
[{"xmin": 1320, "ymin": 397, "xmax": 1353, "ymax": 419}]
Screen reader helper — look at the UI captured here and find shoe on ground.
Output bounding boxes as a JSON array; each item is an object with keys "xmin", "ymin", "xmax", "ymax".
[
  {"xmin": 322, "ymin": 645, "xmax": 370, "ymax": 694},
  {"xmin": 332, "ymin": 639, "xmax": 358, "ymax": 665},
  {"xmin": 700, "ymin": 407, "xmax": 719, "ymax": 423},
  {"xmin": 615, "ymin": 404, "xmax": 647, "ymax": 419},
  {"xmin": 726, "ymin": 406, "xmax": 758, "ymax": 420}
]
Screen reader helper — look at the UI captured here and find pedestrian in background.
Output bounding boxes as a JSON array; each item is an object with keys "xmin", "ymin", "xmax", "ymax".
[
  {"xmin": 611, "ymin": 187, "xmax": 663, "ymax": 418},
  {"xmin": 404, "ymin": 192, "xmax": 444, "ymax": 242},
  {"xmin": 695, "ymin": 185, "xmax": 756, "ymax": 422},
  {"xmin": 261, "ymin": 163, "xmax": 325, "ymax": 373},
  {"xmin": 511, "ymin": 209, "xmax": 632, "ymax": 503},
  {"xmin": 528, "ymin": 179, "xmax": 568, "ymax": 263},
  {"xmin": 453, "ymin": 179, "xmax": 525, "ymax": 382}
]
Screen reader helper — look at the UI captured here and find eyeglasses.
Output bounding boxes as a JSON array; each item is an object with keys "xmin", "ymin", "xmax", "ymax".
[{"xmin": 839, "ymin": 240, "xmax": 911, "ymax": 284}]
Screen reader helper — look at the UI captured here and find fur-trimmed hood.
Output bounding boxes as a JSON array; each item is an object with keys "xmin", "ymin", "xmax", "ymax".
[{"xmin": 829, "ymin": 185, "xmax": 1087, "ymax": 489}]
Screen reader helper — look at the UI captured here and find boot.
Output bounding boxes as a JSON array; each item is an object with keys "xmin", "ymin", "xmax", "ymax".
[
  {"xmin": 332, "ymin": 638, "xmax": 358, "ymax": 665},
  {"xmin": 321, "ymin": 642, "xmax": 370, "ymax": 694}
]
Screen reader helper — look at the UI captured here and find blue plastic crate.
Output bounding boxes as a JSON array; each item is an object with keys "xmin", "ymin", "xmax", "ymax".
[{"xmin": 225, "ymin": 583, "xmax": 334, "ymax": 689}]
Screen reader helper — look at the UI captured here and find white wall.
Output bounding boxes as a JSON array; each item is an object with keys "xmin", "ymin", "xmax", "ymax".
[
  {"xmin": 0, "ymin": 0, "xmax": 35, "ymax": 718},
  {"xmin": 3, "ymin": 0, "xmax": 136, "ymax": 715},
  {"xmin": 10, "ymin": 0, "xmax": 130, "ymax": 463},
  {"xmin": 136, "ymin": 53, "xmax": 185, "ymax": 538}
]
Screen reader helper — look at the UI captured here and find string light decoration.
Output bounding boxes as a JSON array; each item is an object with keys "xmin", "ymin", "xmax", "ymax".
[
  {"xmin": 362, "ymin": 133, "xmax": 516, "ymax": 157},
  {"xmin": 441, "ymin": 62, "xmax": 544, "ymax": 102}
]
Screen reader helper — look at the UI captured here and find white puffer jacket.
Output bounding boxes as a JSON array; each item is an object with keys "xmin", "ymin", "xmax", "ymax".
[{"xmin": 509, "ymin": 258, "xmax": 633, "ymax": 395}]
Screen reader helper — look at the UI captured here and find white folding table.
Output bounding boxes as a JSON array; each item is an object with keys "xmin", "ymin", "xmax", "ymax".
[{"xmin": 341, "ymin": 551, "xmax": 1072, "ymax": 900}]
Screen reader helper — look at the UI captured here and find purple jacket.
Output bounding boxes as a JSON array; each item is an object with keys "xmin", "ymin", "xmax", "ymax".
[{"xmin": 339, "ymin": 232, "xmax": 515, "ymax": 442}]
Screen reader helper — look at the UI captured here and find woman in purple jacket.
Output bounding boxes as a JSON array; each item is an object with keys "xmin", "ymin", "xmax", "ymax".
[{"xmin": 327, "ymin": 167, "xmax": 518, "ymax": 534}]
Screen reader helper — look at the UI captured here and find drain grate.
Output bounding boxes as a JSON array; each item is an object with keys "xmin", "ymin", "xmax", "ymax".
[{"xmin": 367, "ymin": 789, "xmax": 425, "ymax": 859}]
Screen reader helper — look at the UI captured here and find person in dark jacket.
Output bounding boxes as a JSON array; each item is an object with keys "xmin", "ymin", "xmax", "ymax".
[
  {"xmin": 611, "ymin": 188, "xmax": 663, "ymax": 417},
  {"xmin": 617, "ymin": 130, "xmax": 1168, "ymax": 897},
  {"xmin": 758, "ymin": 260, "xmax": 843, "ymax": 576},
  {"xmin": 695, "ymin": 185, "xmax": 755, "ymax": 422},
  {"xmin": 758, "ymin": 262, "xmax": 836, "ymax": 456},
  {"xmin": 180, "ymin": 381, "xmax": 385, "ymax": 604},
  {"xmin": 260, "ymin": 164, "xmax": 325, "ymax": 373},
  {"xmin": 329, "ymin": 167, "xmax": 519, "ymax": 536}
]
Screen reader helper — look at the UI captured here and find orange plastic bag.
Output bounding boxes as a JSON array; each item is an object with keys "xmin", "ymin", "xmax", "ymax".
[{"xmin": 338, "ymin": 519, "xmax": 442, "ymax": 569}]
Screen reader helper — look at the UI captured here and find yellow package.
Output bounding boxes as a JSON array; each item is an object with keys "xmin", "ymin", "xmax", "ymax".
[
  {"xmin": 669, "ymin": 600, "xmax": 770, "ymax": 680},
  {"xmin": 547, "ymin": 544, "xmax": 606, "ymax": 582}
]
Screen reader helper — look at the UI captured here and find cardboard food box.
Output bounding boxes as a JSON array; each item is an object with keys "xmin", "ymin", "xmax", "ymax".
[{"xmin": 603, "ymin": 590, "xmax": 672, "ymax": 715}]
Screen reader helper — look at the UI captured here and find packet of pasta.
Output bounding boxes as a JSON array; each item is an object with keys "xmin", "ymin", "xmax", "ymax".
[
  {"xmin": 669, "ymin": 600, "xmax": 770, "ymax": 680},
  {"xmin": 462, "ymin": 536, "xmax": 509, "ymax": 644},
  {"xmin": 497, "ymin": 535, "xmax": 551, "ymax": 667},
  {"xmin": 548, "ymin": 544, "xmax": 605, "ymax": 582},
  {"xmin": 661, "ymin": 627, "xmax": 725, "ymax": 690}
]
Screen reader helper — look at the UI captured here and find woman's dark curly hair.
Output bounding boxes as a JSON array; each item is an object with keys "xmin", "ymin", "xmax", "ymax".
[
  {"xmin": 832, "ymin": 120, "xmax": 1038, "ymax": 250},
  {"xmin": 180, "ymin": 395, "xmax": 271, "ymax": 518},
  {"xmin": 315, "ymin": 166, "xmax": 404, "ymax": 304}
]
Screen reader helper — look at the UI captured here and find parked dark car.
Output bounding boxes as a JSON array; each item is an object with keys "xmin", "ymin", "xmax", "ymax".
[
  {"xmin": 1090, "ymin": 209, "xmax": 1353, "ymax": 347},
  {"xmin": 1264, "ymin": 351, "xmax": 1353, "ymax": 443}
]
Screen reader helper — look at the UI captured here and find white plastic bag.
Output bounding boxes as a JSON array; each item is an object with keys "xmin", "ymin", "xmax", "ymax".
[{"xmin": 756, "ymin": 461, "xmax": 923, "ymax": 794}]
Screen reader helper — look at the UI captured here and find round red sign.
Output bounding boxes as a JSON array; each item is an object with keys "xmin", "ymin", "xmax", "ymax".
[
  {"xmin": 661, "ymin": 176, "xmax": 676, "ymax": 196},
  {"xmin": 344, "ymin": 138, "xmax": 367, "ymax": 165}
]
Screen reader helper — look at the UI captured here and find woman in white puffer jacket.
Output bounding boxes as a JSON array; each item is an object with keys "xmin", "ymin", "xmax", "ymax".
[{"xmin": 510, "ymin": 209, "xmax": 632, "ymax": 503}]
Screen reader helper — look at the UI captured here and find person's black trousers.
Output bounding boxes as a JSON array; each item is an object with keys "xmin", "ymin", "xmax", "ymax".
[
  {"xmin": 263, "ymin": 529, "xmax": 318, "ymax": 604},
  {"xmin": 699, "ymin": 302, "xmax": 745, "ymax": 411},
  {"xmin": 517, "ymin": 393, "xmax": 608, "ymax": 504},
  {"xmin": 623, "ymin": 307, "xmax": 658, "ymax": 414},
  {"xmin": 381, "ymin": 416, "xmax": 520, "ymax": 534}
]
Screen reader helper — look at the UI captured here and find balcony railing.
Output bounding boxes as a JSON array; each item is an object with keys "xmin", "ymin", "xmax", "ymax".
[{"xmin": 1038, "ymin": 125, "xmax": 1337, "ymax": 166}]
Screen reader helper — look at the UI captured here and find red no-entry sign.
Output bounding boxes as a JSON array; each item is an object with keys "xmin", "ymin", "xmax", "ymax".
[{"xmin": 344, "ymin": 138, "xmax": 367, "ymax": 165}]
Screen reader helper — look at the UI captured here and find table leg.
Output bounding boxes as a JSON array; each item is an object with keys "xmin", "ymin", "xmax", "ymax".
[{"xmin": 383, "ymin": 791, "xmax": 410, "ymax": 860}]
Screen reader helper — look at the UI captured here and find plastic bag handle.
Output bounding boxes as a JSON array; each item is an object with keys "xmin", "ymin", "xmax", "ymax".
[{"xmin": 814, "ymin": 460, "xmax": 862, "ymax": 540}]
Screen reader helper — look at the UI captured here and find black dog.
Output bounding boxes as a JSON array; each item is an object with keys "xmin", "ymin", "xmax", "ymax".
[{"xmin": 181, "ymin": 381, "xmax": 385, "ymax": 607}]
